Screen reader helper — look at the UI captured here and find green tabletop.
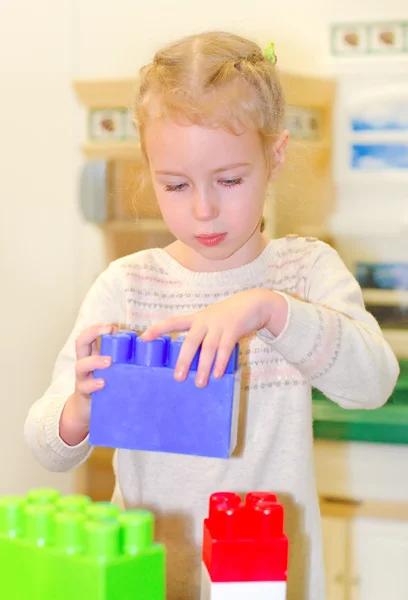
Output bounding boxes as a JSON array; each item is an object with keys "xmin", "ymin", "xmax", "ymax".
[{"xmin": 312, "ymin": 359, "xmax": 408, "ymax": 444}]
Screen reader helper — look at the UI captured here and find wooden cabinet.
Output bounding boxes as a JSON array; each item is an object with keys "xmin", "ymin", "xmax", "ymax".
[
  {"xmin": 322, "ymin": 516, "xmax": 348, "ymax": 600},
  {"xmin": 317, "ymin": 441, "xmax": 408, "ymax": 600},
  {"xmin": 322, "ymin": 514, "xmax": 408, "ymax": 600},
  {"xmin": 349, "ymin": 518, "xmax": 408, "ymax": 600}
]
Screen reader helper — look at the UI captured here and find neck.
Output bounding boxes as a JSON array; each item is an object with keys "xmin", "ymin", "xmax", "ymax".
[{"xmin": 166, "ymin": 230, "xmax": 268, "ymax": 273}]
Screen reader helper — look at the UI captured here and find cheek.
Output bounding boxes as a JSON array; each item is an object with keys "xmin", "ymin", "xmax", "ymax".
[
  {"xmin": 155, "ymin": 191, "xmax": 188, "ymax": 234},
  {"xmin": 228, "ymin": 184, "xmax": 265, "ymax": 222}
]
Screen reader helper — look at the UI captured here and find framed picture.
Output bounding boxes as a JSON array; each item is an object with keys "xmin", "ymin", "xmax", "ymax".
[
  {"xmin": 369, "ymin": 22, "xmax": 405, "ymax": 53},
  {"xmin": 351, "ymin": 144, "xmax": 408, "ymax": 170},
  {"xmin": 331, "ymin": 24, "xmax": 368, "ymax": 55},
  {"xmin": 89, "ymin": 109, "xmax": 126, "ymax": 140},
  {"xmin": 357, "ymin": 263, "xmax": 408, "ymax": 290},
  {"xmin": 350, "ymin": 99, "xmax": 408, "ymax": 132},
  {"xmin": 331, "ymin": 21, "xmax": 408, "ymax": 56},
  {"xmin": 285, "ymin": 106, "xmax": 320, "ymax": 140}
]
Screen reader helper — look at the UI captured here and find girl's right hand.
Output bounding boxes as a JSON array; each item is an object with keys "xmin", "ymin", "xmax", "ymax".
[{"xmin": 59, "ymin": 323, "xmax": 115, "ymax": 446}]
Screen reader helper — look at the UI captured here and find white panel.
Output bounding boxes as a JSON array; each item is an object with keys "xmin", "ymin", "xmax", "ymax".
[
  {"xmin": 350, "ymin": 518, "xmax": 408, "ymax": 600},
  {"xmin": 201, "ymin": 564, "xmax": 286, "ymax": 600}
]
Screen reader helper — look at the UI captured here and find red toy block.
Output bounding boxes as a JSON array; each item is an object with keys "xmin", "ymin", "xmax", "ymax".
[{"xmin": 202, "ymin": 492, "xmax": 288, "ymax": 583}]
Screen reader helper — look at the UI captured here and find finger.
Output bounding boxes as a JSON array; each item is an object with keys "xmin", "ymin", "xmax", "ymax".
[
  {"xmin": 141, "ymin": 315, "xmax": 194, "ymax": 341},
  {"xmin": 75, "ymin": 355, "xmax": 112, "ymax": 382},
  {"xmin": 76, "ymin": 377, "xmax": 106, "ymax": 397},
  {"xmin": 75, "ymin": 323, "xmax": 115, "ymax": 360},
  {"xmin": 194, "ymin": 330, "xmax": 222, "ymax": 387},
  {"xmin": 174, "ymin": 326, "xmax": 207, "ymax": 382},
  {"xmin": 212, "ymin": 334, "xmax": 238, "ymax": 379}
]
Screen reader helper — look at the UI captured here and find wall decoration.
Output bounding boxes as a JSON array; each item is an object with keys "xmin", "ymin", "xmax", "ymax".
[
  {"xmin": 331, "ymin": 24, "xmax": 368, "ymax": 55},
  {"xmin": 369, "ymin": 22, "xmax": 406, "ymax": 53},
  {"xmin": 350, "ymin": 98, "xmax": 408, "ymax": 132},
  {"xmin": 285, "ymin": 105, "xmax": 321, "ymax": 140},
  {"xmin": 89, "ymin": 109, "xmax": 127, "ymax": 140},
  {"xmin": 331, "ymin": 21, "xmax": 408, "ymax": 56},
  {"xmin": 357, "ymin": 262, "xmax": 408, "ymax": 290},
  {"xmin": 351, "ymin": 143, "xmax": 408, "ymax": 170}
]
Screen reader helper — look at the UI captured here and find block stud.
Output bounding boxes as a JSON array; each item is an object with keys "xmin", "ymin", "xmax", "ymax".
[
  {"xmin": 209, "ymin": 492, "xmax": 241, "ymax": 520},
  {"xmin": 56, "ymin": 495, "xmax": 92, "ymax": 512},
  {"xmin": 100, "ymin": 332, "xmax": 134, "ymax": 364},
  {"xmin": 0, "ymin": 496, "xmax": 26, "ymax": 538},
  {"xmin": 86, "ymin": 501, "xmax": 120, "ymax": 521},
  {"xmin": 253, "ymin": 500, "xmax": 284, "ymax": 538},
  {"xmin": 210, "ymin": 504, "xmax": 244, "ymax": 539},
  {"xmin": 168, "ymin": 337, "xmax": 200, "ymax": 370},
  {"xmin": 119, "ymin": 510, "xmax": 154, "ymax": 555},
  {"xmin": 25, "ymin": 503, "xmax": 57, "ymax": 547},
  {"xmin": 135, "ymin": 337, "xmax": 167, "ymax": 367},
  {"xmin": 55, "ymin": 511, "xmax": 86, "ymax": 555},
  {"xmin": 245, "ymin": 492, "xmax": 277, "ymax": 509},
  {"xmin": 84, "ymin": 519, "xmax": 120, "ymax": 560},
  {"xmin": 27, "ymin": 488, "xmax": 60, "ymax": 504}
]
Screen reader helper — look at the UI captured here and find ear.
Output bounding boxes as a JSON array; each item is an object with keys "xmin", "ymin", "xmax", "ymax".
[{"xmin": 270, "ymin": 130, "xmax": 290, "ymax": 180}]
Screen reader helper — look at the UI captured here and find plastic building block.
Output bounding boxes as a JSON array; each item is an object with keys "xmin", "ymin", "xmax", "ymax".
[
  {"xmin": 201, "ymin": 567, "xmax": 287, "ymax": 600},
  {"xmin": 90, "ymin": 331, "xmax": 241, "ymax": 458},
  {"xmin": 201, "ymin": 492, "xmax": 288, "ymax": 600},
  {"xmin": 0, "ymin": 488, "xmax": 165, "ymax": 600}
]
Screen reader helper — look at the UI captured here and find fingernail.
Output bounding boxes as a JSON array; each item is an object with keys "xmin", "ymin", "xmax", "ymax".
[
  {"xmin": 196, "ymin": 375, "xmax": 206, "ymax": 387},
  {"xmin": 102, "ymin": 357, "xmax": 111, "ymax": 365},
  {"xmin": 175, "ymin": 369, "xmax": 186, "ymax": 381},
  {"xmin": 96, "ymin": 379, "xmax": 105, "ymax": 388},
  {"xmin": 213, "ymin": 370, "xmax": 221, "ymax": 379}
]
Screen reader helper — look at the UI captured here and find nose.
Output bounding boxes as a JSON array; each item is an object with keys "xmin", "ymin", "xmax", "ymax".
[{"xmin": 192, "ymin": 190, "xmax": 219, "ymax": 221}]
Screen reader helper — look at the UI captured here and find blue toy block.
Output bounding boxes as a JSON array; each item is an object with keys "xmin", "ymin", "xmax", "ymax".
[{"xmin": 90, "ymin": 331, "xmax": 241, "ymax": 458}]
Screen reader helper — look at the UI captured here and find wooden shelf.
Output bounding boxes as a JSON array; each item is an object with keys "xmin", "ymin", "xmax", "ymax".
[
  {"xmin": 73, "ymin": 78, "xmax": 137, "ymax": 109},
  {"xmin": 320, "ymin": 496, "xmax": 408, "ymax": 521},
  {"xmin": 362, "ymin": 288, "xmax": 408, "ymax": 306},
  {"xmin": 82, "ymin": 141, "xmax": 141, "ymax": 161},
  {"xmin": 74, "ymin": 74, "xmax": 335, "ymax": 111},
  {"xmin": 280, "ymin": 72, "xmax": 335, "ymax": 108}
]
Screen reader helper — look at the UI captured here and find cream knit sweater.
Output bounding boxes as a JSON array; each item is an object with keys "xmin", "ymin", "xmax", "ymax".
[{"xmin": 25, "ymin": 236, "xmax": 399, "ymax": 600}]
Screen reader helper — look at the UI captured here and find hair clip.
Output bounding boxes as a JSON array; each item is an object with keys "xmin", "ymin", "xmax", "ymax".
[{"xmin": 264, "ymin": 43, "xmax": 277, "ymax": 64}]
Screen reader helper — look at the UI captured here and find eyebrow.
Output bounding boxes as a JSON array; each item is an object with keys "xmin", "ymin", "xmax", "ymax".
[{"xmin": 154, "ymin": 162, "xmax": 251, "ymax": 176}]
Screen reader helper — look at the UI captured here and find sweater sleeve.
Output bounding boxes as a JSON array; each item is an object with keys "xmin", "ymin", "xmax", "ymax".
[
  {"xmin": 260, "ymin": 241, "xmax": 399, "ymax": 409},
  {"xmin": 24, "ymin": 262, "xmax": 125, "ymax": 472}
]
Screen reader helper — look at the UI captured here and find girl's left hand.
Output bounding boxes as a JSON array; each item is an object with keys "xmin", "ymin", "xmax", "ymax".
[{"xmin": 141, "ymin": 289, "xmax": 287, "ymax": 387}]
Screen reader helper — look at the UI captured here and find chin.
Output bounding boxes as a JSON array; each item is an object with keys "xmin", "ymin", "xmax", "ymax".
[{"xmin": 194, "ymin": 241, "xmax": 242, "ymax": 262}]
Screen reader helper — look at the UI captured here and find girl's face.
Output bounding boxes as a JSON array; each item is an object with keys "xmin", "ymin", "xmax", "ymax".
[{"xmin": 144, "ymin": 119, "xmax": 274, "ymax": 271}]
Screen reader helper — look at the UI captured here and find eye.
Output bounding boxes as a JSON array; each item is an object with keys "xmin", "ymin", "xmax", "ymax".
[
  {"xmin": 219, "ymin": 177, "xmax": 243, "ymax": 188},
  {"xmin": 164, "ymin": 183, "xmax": 187, "ymax": 192}
]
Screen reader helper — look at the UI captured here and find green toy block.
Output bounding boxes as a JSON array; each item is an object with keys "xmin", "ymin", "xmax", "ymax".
[{"xmin": 0, "ymin": 489, "xmax": 165, "ymax": 600}]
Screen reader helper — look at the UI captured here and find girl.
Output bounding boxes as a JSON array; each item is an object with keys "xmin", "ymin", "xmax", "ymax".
[{"xmin": 25, "ymin": 31, "xmax": 399, "ymax": 600}]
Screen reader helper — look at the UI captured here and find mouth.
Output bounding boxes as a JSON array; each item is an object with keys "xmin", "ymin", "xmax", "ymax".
[{"xmin": 195, "ymin": 233, "xmax": 227, "ymax": 247}]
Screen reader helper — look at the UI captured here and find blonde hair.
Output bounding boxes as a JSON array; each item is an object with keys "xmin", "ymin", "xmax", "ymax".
[{"xmin": 133, "ymin": 31, "xmax": 286, "ymax": 232}]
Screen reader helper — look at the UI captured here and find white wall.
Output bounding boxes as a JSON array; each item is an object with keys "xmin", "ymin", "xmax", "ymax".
[
  {"xmin": 1, "ymin": 0, "xmax": 407, "ymax": 494},
  {"xmin": 0, "ymin": 0, "xmax": 81, "ymax": 493},
  {"xmin": 76, "ymin": 0, "xmax": 408, "ymax": 79}
]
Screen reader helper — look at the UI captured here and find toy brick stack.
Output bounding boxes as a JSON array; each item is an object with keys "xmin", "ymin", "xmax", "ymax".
[
  {"xmin": 0, "ymin": 488, "xmax": 165, "ymax": 600},
  {"xmin": 201, "ymin": 491, "xmax": 288, "ymax": 599}
]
